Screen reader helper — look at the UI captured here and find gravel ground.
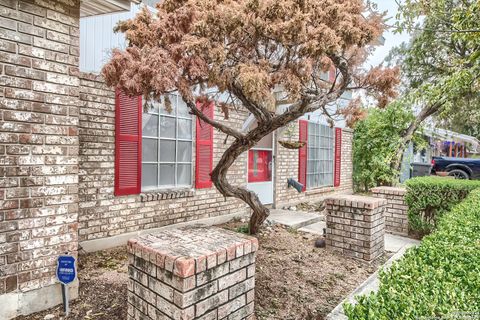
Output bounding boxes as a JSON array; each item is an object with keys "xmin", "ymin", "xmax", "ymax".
[{"xmin": 18, "ymin": 223, "xmax": 390, "ymax": 320}]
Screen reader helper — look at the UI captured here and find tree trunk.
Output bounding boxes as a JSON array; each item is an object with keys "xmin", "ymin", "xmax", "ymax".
[
  {"xmin": 210, "ymin": 136, "xmax": 270, "ymax": 234},
  {"xmin": 209, "ymin": 105, "xmax": 314, "ymax": 234},
  {"xmin": 201, "ymin": 95, "xmax": 337, "ymax": 234},
  {"xmin": 391, "ymin": 103, "xmax": 443, "ymax": 172}
]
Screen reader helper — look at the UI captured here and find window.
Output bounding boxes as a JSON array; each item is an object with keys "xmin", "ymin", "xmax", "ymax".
[
  {"xmin": 141, "ymin": 94, "xmax": 193, "ymax": 190},
  {"xmin": 306, "ymin": 122, "xmax": 334, "ymax": 188}
]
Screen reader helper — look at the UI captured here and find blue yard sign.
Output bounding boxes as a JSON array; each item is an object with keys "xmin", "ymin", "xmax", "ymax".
[{"xmin": 57, "ymin": 255, "xmax": 76, "ymax": 285}]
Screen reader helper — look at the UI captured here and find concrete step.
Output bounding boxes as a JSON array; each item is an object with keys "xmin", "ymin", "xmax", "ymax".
[
  {"xmin": 266, "ymin": 209, "xmax": 323, "ymax": 229},
  {"xmin": 298, "ymin": 221, "xmax": 327, "ymax": 235}
]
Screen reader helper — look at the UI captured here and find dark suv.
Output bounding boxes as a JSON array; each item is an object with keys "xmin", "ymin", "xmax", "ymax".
[{"xmin": 431, "ymin": 156, "xmax": 480, "ymax": 180}]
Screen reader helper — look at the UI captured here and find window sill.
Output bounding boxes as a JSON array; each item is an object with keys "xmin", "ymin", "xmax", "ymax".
[
  {"xmin": 305, "ymin": 186, "xmax": 335, "ymax": 196},
  {"xmin": 140, "ymin": 188, "xmax": 195, "ymax": 202}
]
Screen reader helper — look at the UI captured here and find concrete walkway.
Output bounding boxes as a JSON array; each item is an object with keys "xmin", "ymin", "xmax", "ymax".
[
  {"xmin": 385, "ymin": 233, "xmax": 420, "ymax": 252},
  {"xmin": 266, "ymin": 209, "xmax": 420, "ymax": 253},
  {"xmin": 266, "ymin": 209, "xmax": 323, "ymax": 229}
]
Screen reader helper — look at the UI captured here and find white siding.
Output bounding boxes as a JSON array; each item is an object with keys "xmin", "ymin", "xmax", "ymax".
[{"xmin": 80, "ymin": 3, "xmax": 143, "ymax": 73}]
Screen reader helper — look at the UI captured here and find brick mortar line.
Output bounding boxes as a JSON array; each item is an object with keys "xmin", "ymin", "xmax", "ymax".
[
  {"xmin": 128, "ymin": 273, "xmax": 253, "ymax": 314},
  {"xmin": 128, "ymin": 289, "xmax": 173, "ymax": 319},
  {"xmin": 129, "ymin": 260, "xmax": 255, "ymax": 296}
]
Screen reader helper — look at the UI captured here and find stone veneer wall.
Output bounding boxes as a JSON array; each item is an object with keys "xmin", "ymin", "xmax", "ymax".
[
  {"xmin": 275, "ymin": 125, "xmax": 354, "ymax": 208},
  {"xmin": 78, "ymin": 73, "xmax": 248, "ymax": 244},
  {"xmin": 127, "ymin": 227, "xmax": 257, "ymax": 320},
  {"xmin": 371, "ymin": 186, "xmax": 408, "ymax": 236},
  {"xmin": 0, "ymin": 0, "xmax": 80, "ymax": 317},
  {"xmin": 325, "ymin": 195, "xmax": 386, "ymax": 262}
]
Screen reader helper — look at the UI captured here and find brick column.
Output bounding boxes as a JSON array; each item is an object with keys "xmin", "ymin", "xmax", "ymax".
[
  {"xmin": 127, "ymin": 227, "xmax": 258, "ymax": 320},
  {"xmin": 371, "ymin": 186, "xmax": 408, "ymax": 236},
  {"xmin": 325, "ymin": 195, "xmax": 386, "ymax": 262}
]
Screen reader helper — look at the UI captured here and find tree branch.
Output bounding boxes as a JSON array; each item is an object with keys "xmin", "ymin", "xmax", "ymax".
[
  {"xmin": 229, "ymin": 84, "xmax": 273, "ymax": 123},
  {"xmin": 186, "ymin": 100, "xmax": 245, "ymax": 140}
]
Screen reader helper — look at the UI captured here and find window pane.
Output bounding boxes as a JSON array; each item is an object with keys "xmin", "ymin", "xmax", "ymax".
[
  {"xmin": 160, "ymin": 140, "xmax": 175, "ymax": 162},
  {"xmin": 145, "ymin": 99, "xmax": 160, "ymax": 114},
  {"xmin": 160, "ymin": 116, "xmax": 176, "ymax": 138},
  {"xmin": 160, "ymin": 94, "xmax": 177, "ymax": 115},
  {"xmin": 159, "ymin": 164, "xmax": 175, "ymax": 186},
  {"xmin": 177, "ymin": 164, "xmax": 191, "ymax": 186},
  {"xmin": 178, "ymin": 141, "xmax": 192, "ymax": 162},
  {"xmin": 142, "ymin": 114, "xmax": 158, "ymax": 137},
  {"xmin": 177, "ymin": 96, "xmax": 191, "ymax": 118},
  {"xmin": 142, "ymin": 138, "xmax": 158, "ymax": 162},
  {"xmin": 142, "ymin": 164, "xmax": 157, "ymax": 189},
  {"xmin": 178, "ymin": 119, "xmax": 192, "ymax": 139}
]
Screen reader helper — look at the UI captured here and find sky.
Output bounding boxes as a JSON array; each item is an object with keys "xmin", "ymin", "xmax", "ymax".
[{"xmin": 365, "ymin": 0, "xmax": 413, "ymax": 68}]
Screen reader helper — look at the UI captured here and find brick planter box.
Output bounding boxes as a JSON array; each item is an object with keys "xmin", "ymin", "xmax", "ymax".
[
  {"xmin": 371, "ymin": 186, "xmax": 409, "ymax": 236},
  {"xmin": 127, "ymin": 227, "xmax": 258, "ymax": 320},
  {"xmin": 325, "ymin": 195, "xmax": 387, "ymax": 262}
]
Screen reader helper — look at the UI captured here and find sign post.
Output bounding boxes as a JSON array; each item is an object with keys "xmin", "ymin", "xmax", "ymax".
[{"xmin": 56, "ymin": 255, "xmax": 76, "ymax": 316}]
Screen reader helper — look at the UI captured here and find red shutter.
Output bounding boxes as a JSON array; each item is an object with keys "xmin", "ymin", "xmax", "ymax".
[
  {"xmin": 298, "ymin": 120, "xmax": 308, "ymax": 192},
  {"xmin": 195, "ymin": 101, "xmax": 214, "ymax": 189},
  {"xmin": 115, "ymin": 89, "xmax": 142, "ymax": 196},
  {"xmin": 334, "ymin": 127, "xmax": 342, "ymax": 187}
]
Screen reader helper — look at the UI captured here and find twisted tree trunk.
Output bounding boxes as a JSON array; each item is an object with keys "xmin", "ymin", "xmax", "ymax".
[
  {"xmin": 211, "ymin": 127, "xmax": 275, "ymax": 235},
  {"xmin": 187, "ymin": 81, "xmax": 345, "ymax": 234},
  {"xmin": 210, "ymin": 100, "xmax": 316, "ymax": 234}
]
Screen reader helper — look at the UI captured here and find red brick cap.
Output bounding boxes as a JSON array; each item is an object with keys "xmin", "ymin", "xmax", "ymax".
[
  {"xmin": 127, "ymin": 227, "xmax": 258, "ymax": 278},
  {"xmin": 325, "ymin": 194, "xmax": 388, "ymax": 209},
  {"xmin": 371, "ymin": 186, "xmax": 407, "ymax": 196}
]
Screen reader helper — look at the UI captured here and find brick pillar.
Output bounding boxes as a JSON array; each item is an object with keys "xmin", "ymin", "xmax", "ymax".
[
  {"xmin": 325, "ymin": 195, "xmax": 386, "ymax": 262},
  {"xmin": 0, "ymin": 1, "xmax": 80, "ymax": 318},
  {"xmin": 371, "ymin": 186, "xmax": 409, "ymax": 236},
  {"xmin": 127, "ymin": 227, "xmax": 257, "ymax": 320}
]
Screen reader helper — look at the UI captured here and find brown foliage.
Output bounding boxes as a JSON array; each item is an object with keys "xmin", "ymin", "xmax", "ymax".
[
  {"xmin": 103, "ymin": 0, "xmax": 395, "ymax": 111},
  {"xmin": 102, "ymin": 0, "xmax": 399, "ymax": 233}
]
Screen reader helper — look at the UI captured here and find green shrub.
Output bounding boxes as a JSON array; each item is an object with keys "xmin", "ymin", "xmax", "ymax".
[
  {"xmin": 344, "ymin": 189, "xmax": 480, "ymax": 319},
  {"xmin": 353, "ymin": 102, "xmax": 425, "ymax": 192},
  {"xmin": 405, "ymin": 176, "xmax": 480, "ymax": 235}
]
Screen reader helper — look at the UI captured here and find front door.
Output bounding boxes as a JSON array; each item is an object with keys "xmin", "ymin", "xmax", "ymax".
[{"xmin": 247, "ymin": 132, "xmax": 274, "ymax": 204}]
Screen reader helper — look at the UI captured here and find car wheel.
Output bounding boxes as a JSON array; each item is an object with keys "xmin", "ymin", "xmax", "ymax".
[{"xmin": 448, "ymin": 169, "xmax": 470, "ymax": 180}]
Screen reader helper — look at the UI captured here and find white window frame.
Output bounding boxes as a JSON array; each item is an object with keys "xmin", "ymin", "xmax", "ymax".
[
  {"xmin": 141, "ymin": 94, "xmax": 193, "ymax": 191},
  {"xmin": 306, "ymin": 122, "xmax": 335, "ymax": 188}
]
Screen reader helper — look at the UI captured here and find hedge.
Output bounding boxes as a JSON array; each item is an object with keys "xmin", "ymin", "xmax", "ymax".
[
  {"xmin": 405, "ymin": 176, "xmax": 480, "ymax": 235},
  {"xmin": 344, "ymin": 188, "xmax": 480, "ymax": 319}
]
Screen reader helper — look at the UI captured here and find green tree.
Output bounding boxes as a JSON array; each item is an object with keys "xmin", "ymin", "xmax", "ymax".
[
  {"xmin": 388, "ymin": 0, "xmax": 480, "ymax": 170},
  {"xmin": 353, "ymin": 102, "xmax": 424, "ymax": 191}
]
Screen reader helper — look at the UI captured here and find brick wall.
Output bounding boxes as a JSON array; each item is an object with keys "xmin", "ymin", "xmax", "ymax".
[
  {"xmin": 0, "ymin": 0, "xmax": 80, "ymax": 316},
  {"xmin": 275, "ymin": 125, "xmax": 353, "ymax": 208},
  {"xmin": 127, "ymin": 227, "xmax": 257, "ymax": 320},
  {"xmin": 78, "ymin": 73, "xmax": 248, "ymax": 243},
  {"xmin": 78, "ymin": 74, "xmax": 355, "ymax": 243},
  {"xmin": 371, "ymin": 186, "xmax": 408, "ymax": 236}
]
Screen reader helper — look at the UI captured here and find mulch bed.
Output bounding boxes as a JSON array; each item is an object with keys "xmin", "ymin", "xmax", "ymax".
[{"xmin": 19, "ymin": 223, "xmax": 390, "ymax": 320}]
